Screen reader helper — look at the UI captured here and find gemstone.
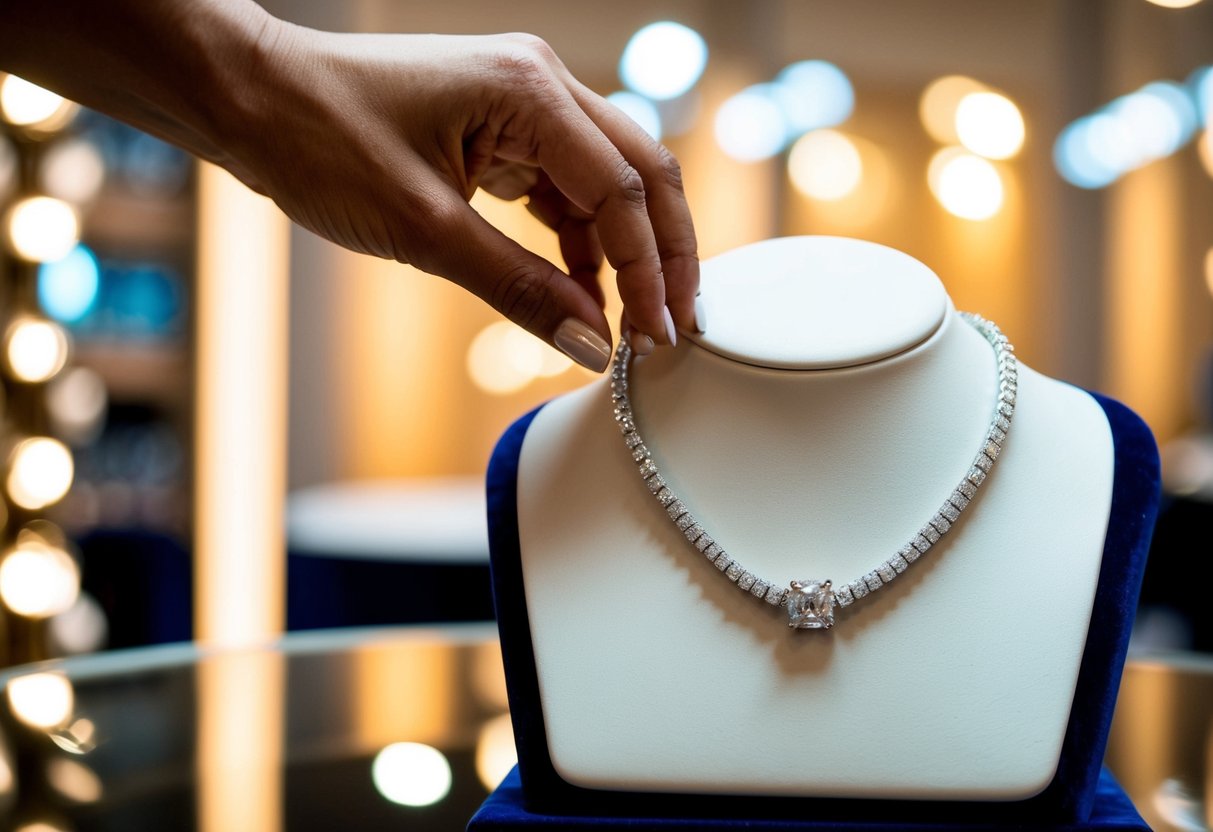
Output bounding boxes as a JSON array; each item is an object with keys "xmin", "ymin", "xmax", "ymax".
[
  {"xmin": 624, "ymin": 433, "xmax": 643, "ymax": 449},
  {"xmin": 675, "ymin": 513, "xmax": 696, "ymax": 531},
  {"xmin": 694, "ymin": 534, "xmax": 714, "ymax": 552},
  {"xmin": 850, "ymin": 579, "xmax": 869, "ymax": 599},
  {"xmin": 890, "ymin": 555, "xmax": 908, "ymax": 573},
  {"xmin": 714, "ymin": 555, "xmax": 732, "ymax": 571},
  {"xmin": 786, "ymin": 580, "xmax": 836, "ymax": 629},
  {"xmin": 750, "ymin": 580, "xmax": 770, "ymax": 598},
  {"xmin": 684, "ymin": 523, "xmax": 704, "ymax": 543},
  {"xmin": 765, "ymin": 586, "xmax": 786, "ymax": 606},
  {"xmin": 639, "ymin": 459, "xmax": 658, "ymax": 478},
  {"xmin": 655, "ymin": 487, "xmax": 676, "ymax": 506},
  {"xmin": 975, "ymin": 453, "xmax": 993, "ymax": 472},
  {"xmin": 666, "ymin": 500, "xmax": 687, "ymax": 521},
  {"xmin": 835, "ymin": 584, "xmax": 854, "ymax": 606},
  {"xmin": 967, "ymin": 467, "xmax": 986, "ymax": 487},
  {"xmin": 704, "ymin": 542, "xmax": 723, "ymax": 561},
  {"xmin": 912, "ymin": 534, "xmax": 931, "ymax": 553},
  {"xmin": 619, "ymin": 418, "xmax": 636, "ymax": 434},
  {"xmin": 737, "ymin": 572, "xmax": 756, "ymax": 591},
  {"xmin": 990, "ymin": 426, "xmax": 1006, "ymax": 445},
  {"xmin": 899, "ymin": 543, "xmax": 919, "ymax": 564},
  {"xmin": 864, "ymin": 572, "xmax": 883, "ymax": 592},
  {"xmin": 985, "ymin": 441, "xmax": 1000, "ymax": 460},
  {"xmin": 877, "ymin": 564, "xmax": 896, "ymax": 583},
  {"xmin": 646, "ymin": 474, "xmax": 665, "ymax": 493},
  {"xmin": 726, "ymin": 562, "xmax": 743, "ymax": 581},
  {"xmin": 931, "ymin": 513, "xmax": 951, "ymax": 534},
  {"xmin": 632, "ymin": 445, "xmax": 650, "ymax": 462},
  {"xmin": 995, "ymin": 415, "xmax": 1011, "ymax": 433},
  {"xmin": 922, "ymin": 525, "xmax": 940, "ymax": 544},
  {"xmin": 958, "ymin": 480, "xmax": 977, "ymax": 500}
]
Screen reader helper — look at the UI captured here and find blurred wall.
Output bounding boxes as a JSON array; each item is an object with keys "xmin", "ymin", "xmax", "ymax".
[{"xmin": 269, "ymin": 0, "xmax": 1213, "ymax": 488}]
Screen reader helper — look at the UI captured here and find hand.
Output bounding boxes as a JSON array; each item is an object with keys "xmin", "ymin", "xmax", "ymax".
[{"xmin": 223, "ymin": 27, "xmax": 701, "ymax": 371}]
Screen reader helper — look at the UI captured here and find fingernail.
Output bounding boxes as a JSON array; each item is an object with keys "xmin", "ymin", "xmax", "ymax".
[
  {"xmin": 554, "ymin": 318, "xmax": 611, "ymax": 372},
  {"xmin": 662, "ymin": 306, "xmax": 677, "ymax": 347},
  {"xmin": 629, "ymin": 329, "xmax": 655, "ymax": 356},
  {"xmin": 693, "ymin": 295, "xmax": 707, "ymax": 334}
]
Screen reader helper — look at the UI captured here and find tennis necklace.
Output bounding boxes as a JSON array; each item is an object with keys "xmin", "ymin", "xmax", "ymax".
[{"xmin": 611, "ymin": 312, "xmax": 1017, "ymax": 630}]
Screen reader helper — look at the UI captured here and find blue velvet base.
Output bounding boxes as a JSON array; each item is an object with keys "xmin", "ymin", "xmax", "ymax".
[
  {"xmin": 467, "ymin": 766, "xmax": 1149, "ymax": 830},
  {"xmin": 485, "ymin": 393, "xmax": 1159, "ymax": 824}
]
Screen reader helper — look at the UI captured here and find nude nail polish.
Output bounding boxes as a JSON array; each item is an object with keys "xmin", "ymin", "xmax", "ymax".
[
  {"xmin": 554, "ymin": 318, "xmax": 611, "ymax": 372},
  {"xmin": 693, "ymin": 295, "xmax": 707, "ymax": 334},
  {"xmin": 662, "ymin": 306, "xmax": 677, "ymax": 347},
  {"xmin": 629, "ymin": 330, "xmax": 655, "ymax": 356}
]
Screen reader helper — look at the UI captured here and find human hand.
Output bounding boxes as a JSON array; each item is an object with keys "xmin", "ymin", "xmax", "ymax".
[{"xmin": 223, "ymin": 26, "xmax": 701, "ymax": 371}]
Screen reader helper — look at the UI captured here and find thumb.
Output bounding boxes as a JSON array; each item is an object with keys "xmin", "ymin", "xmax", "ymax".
[{"xmin": 422, "ymin": 195, "xmax": 614, "ymax": 373}]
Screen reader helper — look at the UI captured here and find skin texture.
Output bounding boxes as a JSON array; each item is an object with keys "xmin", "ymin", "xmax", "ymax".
[{"xmin": 0, "ymin": 0, "xmax": 700, "ymax": 369}]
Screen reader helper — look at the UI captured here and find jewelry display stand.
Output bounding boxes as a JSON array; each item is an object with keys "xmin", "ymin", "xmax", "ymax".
[{"xmin": 468, "ymin": 238, "xmax": 1158, "ymax": 830}]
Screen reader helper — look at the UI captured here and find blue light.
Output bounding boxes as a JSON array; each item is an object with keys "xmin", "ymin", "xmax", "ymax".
[
  {"xmin": 619, "ymin": 22, "xmax": 708, "ymax": 101},
  {"xmin": 606, "ymin": 91, "xmax": 662, "ymax": 141},
  {"xmin": 1054, "ymin": 118, "xmax": 1120, "ymax": 189},
  {"xmin": 1187, "ymin": 65, "xmax": 1212, "ymax": 124},
  {"xmin": 38, "ymin": 243, "xmax": 100, "ymax": 323},
  {"xmin": 774, "ymin": 61, "xmax": 854, "ymax": 133},
  {"xmin": 715, "ymin": 84, "xmax": 789, "ymax": 162}
]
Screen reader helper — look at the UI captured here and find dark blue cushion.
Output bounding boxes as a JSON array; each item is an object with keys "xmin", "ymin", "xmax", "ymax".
[{"xmin": 485, "ymin": 392, "xmax": 1159, "ymax": 824}]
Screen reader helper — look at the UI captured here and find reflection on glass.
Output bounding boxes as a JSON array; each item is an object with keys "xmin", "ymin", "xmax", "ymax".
[
  {"xmin": 927, "ymin": 147, "xmax": 1004, "ymax": 221},
  {"xmin": 605, "ymin": 91, "xmax": 662, "ymax": 141},
  {"xmin": 955, "ymin": 92, "xmax": 1025, "ymax": 160},
  {"xmin": 788, "ymin": 129, "xmax": 863, "ymax": 201},
  {"xmin": 7, "ymin": 437, "xmax": 74, "ymax": 510},
  {"xmin": 619, "ymin": 22, "xmax": 708, "ymax": 101},
  {"xmin": 5, "ymin": 317, "xmax": 70, "ymax": 384},
  {"xmin": 0, "ymin": 539, "xmax": 80, "ymax": 619},
  {"xmin": 47, "ymin": 758, "xmax": 102, "ymax": 804},
  {"xmin": 5, "ymin": 197, "xmax": 80, "ymax": 264},
  {"xmin": 475, "ymin": 714, "xmax": 517, "ymax": 791},
  {"xmin": 371, "ymin": 742, "xmax": 452, "ymax": 807},
  {"xmin": 6, "ymin": 672, "xmax": 73, "ymax": 730},
  {"xmin": 48, "ymin": 717, "xmax": 97, "ymax": 755}
]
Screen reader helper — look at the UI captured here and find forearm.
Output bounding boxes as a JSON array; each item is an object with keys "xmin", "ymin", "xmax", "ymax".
[{"xmin": 0, "ymin": 0, "xmax": 281, "ymax": 172}]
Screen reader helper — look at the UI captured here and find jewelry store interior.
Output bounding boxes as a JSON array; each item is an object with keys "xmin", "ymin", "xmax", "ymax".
[{"xmin": 0, "ymin": 0, "xmax": 1211, "ymax": 829}]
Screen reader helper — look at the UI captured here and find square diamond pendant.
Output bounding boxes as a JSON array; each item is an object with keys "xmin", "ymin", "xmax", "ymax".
[{"xmin": 786, "ymin": 580, "xmax": 836, "ymax": 630}]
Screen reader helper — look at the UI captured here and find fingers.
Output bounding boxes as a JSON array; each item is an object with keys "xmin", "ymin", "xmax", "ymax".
[
  {"xmin": 570, "ymin": 82, "xmax": 701, "ymax": 335},
  {"xmin": 525, "ymin": 172, "xmax": 605, "ymax": 308},
  {"xmin": 423, "ymin": 189, "xmax": 613, "ymax": 373}
]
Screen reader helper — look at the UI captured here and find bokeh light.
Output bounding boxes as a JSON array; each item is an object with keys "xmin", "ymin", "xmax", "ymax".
[
  {"xmin": 920, "ymin": 75, "xmax": 987, "ymax": 145},
  {"xmin": 5, "ymin": 196, "xmax": 79, "ymax": 263},
  {"xmin": 6, "ymin": 672, "xmax": 73, "ymax": 730},
  {"xmin": 955, "ymin": 91, "xmax": 1025, "ymax": 159},
  {"xmin": 0, "ymin": 75, "xmax": 77, "ymax": 131},
  {"xmin": 467, "ymin": 321, "xmax": 571, "ymax": 394},
  {"xmin": 40, "ymin": 138, "xmax": 106, "ymax": 204},
  {"xmin": 47, "ymin": 366, "xmax": 108, "ymax": 443},
  {"xmin": 1205, "ymin": 247, "xmax": 1213, "ymax": 299},
  {"xmin": 50, "ymin": 593, "xmax": 108, "ymax": 656},
  {"xmin": 606, "ymin": 91, "xmax": 662, "ymax": 141},
  {"xmin": 715, "ymin": 84, "xmax": 787, "ymax": 162},
  {"xmin": 0, "ymin": 540, "xmax": 80, "ymax": 619},
  {"xmin": 38, "ymin": 243, "xmax": 101, "ymax": 323},
  {"xmin": 773, "ymin": 60, "xmax": 854, "ymax": 133},
  {"xmin": 6, "ymin": 317, "xmax": 70, "ymax": 383},
  {"xmin": 928, "ymin": 147, "xmax": 1004, "ymax": 220},
  {"xmin": 8, "ymin": 436, "xmax": 74, "ymax": 510},
  {"xmin": 1190, "ymin": 66, "xmax": 1213, "ymax": 123},
  {"xmin": 476, "ymin": 713, "xmax": 518, "ymax": 791},
  {"xmin": 1144, "ymin": 0, "xmax": 1203, "ymax": 7},
  {"xmin": 788, "ymin": 129, "xmax": 863, "ymax": 200},
  {"xmin": 1200, "ymin": 130, "xmax": 1213, "ymax": 177},
  {"xmin": 619, "ymin": 22, "xmax": 708, "ymax": 101},
  {"xmin": 47, "ymin": 758, "xmax": 102, "ymax": 803},
  {"xmin": 49, "ymin": 716, "xmax": 98, "ymax": 755},
  {"xmin": 371, "ymin": 742, "xmax": 452, "ymax": 807},
  {"xmin": 0, "ymin": 137, "xmax": 16, "ymax": 203}
]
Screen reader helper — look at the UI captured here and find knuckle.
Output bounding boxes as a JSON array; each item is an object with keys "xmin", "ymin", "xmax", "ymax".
[
  {"xmin": 491, "ymin": 262, "xmax": 554, "ymax": 331},
  {"xmin": 492, "ymin": 38, "xmax": 559, "ymax": 93},
  {"xmin": 612, "ymin": 158, "xmax": 647, "ymax": 208},
  {"xmin": 654, "ymin": 145, "xmax": 684, "ymax": 189}
]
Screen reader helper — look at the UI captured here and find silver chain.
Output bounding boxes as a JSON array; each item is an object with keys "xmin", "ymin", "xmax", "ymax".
[{"xmin": 610, "ymin": 312, "xmax": 1017, "ymax": 629}]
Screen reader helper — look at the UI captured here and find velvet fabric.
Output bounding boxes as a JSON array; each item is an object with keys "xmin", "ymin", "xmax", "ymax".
[
  {"xmin": 483, "ymin": 392, "xmax": 1159, "ymax": 825},
  {"xmin": 467, "ymin": 766, "xmax": 1149, "ymax": 830}
]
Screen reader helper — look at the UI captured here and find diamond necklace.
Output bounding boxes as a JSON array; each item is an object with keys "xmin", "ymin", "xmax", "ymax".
[{"xmin": 611, "ymin": 312, "xmax": 1017, "ymax": 630}]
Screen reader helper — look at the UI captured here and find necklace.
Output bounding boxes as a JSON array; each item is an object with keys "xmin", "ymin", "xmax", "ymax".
[{"xmin": 611, "ymin": 312, "xmax": 1017, "ymax": 630}]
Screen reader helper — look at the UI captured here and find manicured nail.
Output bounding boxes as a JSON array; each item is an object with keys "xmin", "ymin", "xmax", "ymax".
[
  {"xmin": 629, "ymin": 329, "xmax": 655, "ymax": 356},
  {"xmin": 662, "ymin": 306, "xmax": 677, "ymax": 347},
  {"xmin": 693, "ymin": 295, "xmax": 707, "ymax": 334},
  {"xmin": 554, "ymin": 317, "xmax": 611, "ymax": 372}
]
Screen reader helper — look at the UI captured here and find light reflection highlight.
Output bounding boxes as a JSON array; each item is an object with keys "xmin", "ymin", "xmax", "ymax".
[
  {"xmin": 619, "ymin": 22, "xmax": 707, "ymax": 101},
  {"xmin": 955, "ymin": 91, "xmax": 1025, "ymax": 160},
  {"xmin": 6, "ymin": 317, "xmax": 70, "ymax": 383},
  {"xmin": 47, "ymin": 758, "xmax": 102, "ymax": 803},
  {"xmin": 0, "ymin": 75, "xmax": 77, "ymax": 131},
  {"xmin": 7, "ymin": 672, "xmax": 74, "ymax": 730},
  {"xmin": 371, "ymin": 742, "xmax": 452, "ymax": 807},
  {"xmin": 715, "ymin": 84, "xmax": 787, "ymax": 162},
  {"xmin": 920, "ymin": 75, "xmax": 987, "ymax": 145},
  {"xmin": 788, "ymin": 129, "xmax": 862, "ymax": 201},
  {"xmin": 928, "ymin": 148, "xmax": 1004, "ymax": 220},
  {"xmin": 7, "ymin": 436, "xmax": 74, "ymax": 510},
  {"xmin": 5, "ymin": 196, "xmax": 79, "ymax": 263},
  {"xmin": 49, "ymin": 716, "xmax": 98, "ymax": 754},
  {"xmin": 475, "ymin": 713, "xmax": 518, "ymax": 791},
  {"xmin": 0, "ymin": 539, "xmax": 80, "ymax": 619}
]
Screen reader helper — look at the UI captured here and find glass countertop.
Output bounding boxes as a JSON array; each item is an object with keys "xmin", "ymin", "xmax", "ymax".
[{"xmin": 0, "ymin": 624, "xmax": 509, "ymax": 831}]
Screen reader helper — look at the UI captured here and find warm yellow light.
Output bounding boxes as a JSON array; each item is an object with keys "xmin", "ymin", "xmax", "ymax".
[
  {"xmin": 6, "ymin": 196, "xmax": 79, "ymax": 262},
  {"xmin": 6, "ymin": 672, "xmax": 73, "ymax": 729},
  {"xmin": 47, "ymin": 757, "xmax": 102, "ymax": 803},
  {"xmin": 920, "ymin": 76, "xmax": 987, "ymax": 145},
  {"xmin": 371, "ymin": 742, "xmax": 452, "ymax": 807},
  {"xmin": 955, "ymin": 91, "xmax": 1025, "ymax": 160},
  {"xmin": 41, "ymin": 138, "xmax": 106, "ymax": 204},
  {"xmin": 49, "ymin": 716, "xmax": 97, "ymax": 754},
  {"xmin": 7, "ymin": 436, "xmax": 74, "ymax": 510},
  {"xmin": 467, "ymin": 321, "xmax": 546, "ymax": 394},
  {"xmin": 6, "ymin": 317, "xmax": 69, "ymax": 383},
  {"xmin": 1199, "ymin": 130, "xmax": 1213, "ymax": 178},
  {"xmin": 47, "ymin": 366, "xmax": 107, "ymax": 442},
  {"xmin": 0, "ymin": 541, "xmax": 80, "ymax": 619},
  {"xmin": 15, "ymin": 823, "xmax": 69, "ymax": 832},
  {"xmin": 0, "ymin": 75, "xmax": 77, "ymax": 130},
  {"xmin": 1144, "ymin": 0, "xmax": 1203, "ymax": 7},
  {"xmin": 1205, "ymin": 248, "xmax": 1213, "ymax": 299},
  {"xmin": 928, "ymin": 147, "xmax": 1005, "ymax": 221},
  {"xmin": 788, "ymin": 129, "xmax": 863, "ymax": 201},
  {"xmin": 475, "ymin": 713, "xmax": 518, "ymax": 791}
]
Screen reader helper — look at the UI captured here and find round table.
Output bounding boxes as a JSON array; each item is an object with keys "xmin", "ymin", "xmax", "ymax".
[{"xmin": 0, "ymin": 626, "xmax": 1204, "ymax": 830}]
